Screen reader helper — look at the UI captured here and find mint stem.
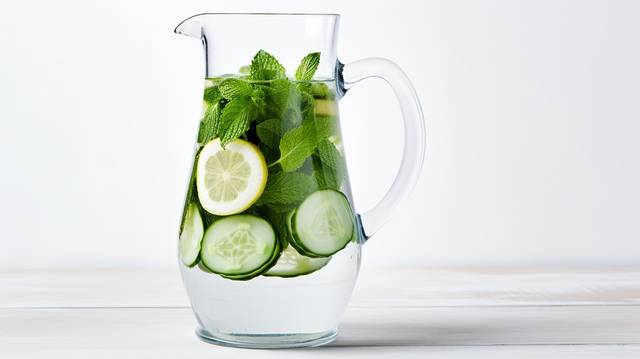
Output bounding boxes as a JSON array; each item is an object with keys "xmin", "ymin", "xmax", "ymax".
[{"xmin": 267, "ymin": 160, "xmax": 280, "ymax": 168}]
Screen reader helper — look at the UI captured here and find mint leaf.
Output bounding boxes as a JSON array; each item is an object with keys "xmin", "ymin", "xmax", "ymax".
[
  {"xmin": 198, "ymin": 102, "xmax": 222, "ymax": 144},
  {"xmin": 296, "ymin": 156, "xmax": 314, "ymax": 176},
  {"xmin": 300, "ymin": 91, "xmax": 316, "ymax": 122},
  {"xmin": 276, "ymin": 123, "xmax": 318, "ymax": 171},
  {"xmin": 256, "ymin": 171, "xmax": 317, "ymax": 206},
  {"xmin": 250, "ymin": 87, "xmax": 267, "ymax": 117},
  {"xmin": 203, "ymin": 86, "xmax": 221, "ymax": 104},
  {"xmin": 314, "ymin": 140, "xmax": 346, "ymax": 190},
  {"xmin": 296, "ymin": 82, "xmax": 312, "ymax": 94},
  {"xmin": 313, "ymin": 156, "xmax": 339, "ymax": 190},
  {"xmin": 218, "ymin": 96, "xmax": 255, "ymax": 146},
  {"xmin": 256, "ymin": 118, "xmax": 282, "ymax": 150},
  {"xmin": 258, "ymin": 142, "xmax": 279, "ymax": 163},
  {"xmin": 263, "ymin": 80, "xmax": 315, "ymax": 130},
  {"xmin": 310, "ymin": 115, "xmax": 339, "ymax": 139},
  {"xmin": 272, "ymin": 113, "xmax": 339, "ymax": 171},
  {"xmin": 295, "ymin": 52, "xmax": 320, "ymax": 81},
  {"xmin": 249, "ymin": 50, "xmax": 286, "ymax": 81},
  {"xmin": 263, "ymin": 80, "xmax": 315, "ymax": 125},
  {"xmin": 219, "ymin": 78, "xmax": 253, "ymax": 99},
  {"xmin": 264, "ymin": 79, "xmax": 297, "ymax": 117},
  {"xmin": 282, "ymin": 108, "xmax": 303, "ymax": 130},
  {"xmin": 221, "ymin": 114, "xmax": 251, "ymax": 146},
  {"xmin": 317, "ymin": 139, "xmax": 344, "ymax": 170}
]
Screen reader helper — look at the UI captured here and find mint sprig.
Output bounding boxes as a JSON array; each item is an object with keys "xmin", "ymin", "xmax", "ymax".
[
  {"xmin": 198, "ymin": 102, "xmax": 222, "ymax": 144},
  {"xmin": 198, "ymin": 49, "xmax": 344, "ymax": 193},
  {"xmin": 249, "ymin": 50, "xmax": 287, "ymax": 81},
  {"xmin": 317, "ymin": 139, "xmax": 344, "ymax": 170},
  {"xmin": 269, "ymin": 113, "xmax": 337, "ymax": 172},
  {"xmin": 256, "ymin": 171, "xmax": 317, "ymax": 207},
  {"xmin": 272, "ymin": 122, "xmax": 318, "ymax": 171},
  {"xmin": 203, "ymin": 86, "xmax": 221, "ymax": 104},
  {"xmin": 219, "ymin": 78, "xmax": 253, "ymax": 99},
  {"xmin": 256, "ymin": 118, "xmax": 283, "ymax": 150},
  {"xmin": 269, "ymin": 115, "xmax": 333, "ymax": 171},
  {"xmin": 295, "ymin": 52, "xmax": 320, "ymax": 81},
  {"xmin": 219, "ymin": 97, "xmax": 256, "ymax": 146},
  {"xmin": 314, "ymin": 139, "xmax": 346, "ymax": 190}
]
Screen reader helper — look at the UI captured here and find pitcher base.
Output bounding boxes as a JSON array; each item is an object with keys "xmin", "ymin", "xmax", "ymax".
[{"xmin": 195, "ymin": 327, "xmax": 338, "ymax": 349}]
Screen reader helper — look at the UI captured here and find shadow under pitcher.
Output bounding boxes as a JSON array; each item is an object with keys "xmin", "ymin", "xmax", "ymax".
[{"xmin": 174, "ymin": 13, "xmax": 426, "ymax": 349}]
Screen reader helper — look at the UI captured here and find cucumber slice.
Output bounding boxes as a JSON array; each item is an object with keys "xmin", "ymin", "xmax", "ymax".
[
  {"xmin": 197, "ymin": 261, "xmax": 214, "ymax": 273},
  {"xmin": 285, "ymin": 210, "xmax": 326, "ymax": 258},
  {"xmin": 291, "ymin": 190, "xmax": 355, "ymax": 257},
  {"xmin": 179, "ymin": 204, "xmax": 204, "ymax": 267},
  {"xmin": 264, "ymin": 211, "xmax": 331, "ymax": 277},
  {"xmin": 264, "ymin": 245, "xmax": 330, "ymax": 278},
  {"xmin": 220, "ymin": 239, "xmax": 282, "ymax": 280},
  {"xmin": 200, "ymin": 215, "xmax": 278, "ymax": 276},
  {"xmin": 314, "ymin": 99, "xmax": 337, "ymax": 116}
]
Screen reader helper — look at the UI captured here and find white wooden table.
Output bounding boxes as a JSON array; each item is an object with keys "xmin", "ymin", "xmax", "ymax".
[{"xmin": 2, "ymin": 267, "xmax": 639, "ymax": 358}]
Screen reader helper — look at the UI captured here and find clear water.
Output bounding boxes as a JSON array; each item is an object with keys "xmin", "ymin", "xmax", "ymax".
[{"xmin": 180, "ymin": 242, "xmax": 360, "ymax": 335}]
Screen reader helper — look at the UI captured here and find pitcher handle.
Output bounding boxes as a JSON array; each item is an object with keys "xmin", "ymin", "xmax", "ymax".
[{"xmin": 338, "ymin": 58, "xmax": 426, "ymax": 239}]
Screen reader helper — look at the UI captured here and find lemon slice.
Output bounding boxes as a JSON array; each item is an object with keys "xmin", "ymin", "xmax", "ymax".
[{"xmin": 196, "ymin": 138, "xmax": 267, "ymax": 215}]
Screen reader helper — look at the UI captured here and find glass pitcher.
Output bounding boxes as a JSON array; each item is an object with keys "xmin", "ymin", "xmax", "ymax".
[{"xmin": 174, "ymin": 13, "xmax": 425, "ymax": 348}]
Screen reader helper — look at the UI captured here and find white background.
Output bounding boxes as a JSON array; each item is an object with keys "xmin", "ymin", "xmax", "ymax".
[{"xmin": 1, "ymin": 0, "xmax": 639, "ymax": 269}]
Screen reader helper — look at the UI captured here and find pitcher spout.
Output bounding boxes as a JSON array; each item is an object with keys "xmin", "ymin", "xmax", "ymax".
[
  {"xmin": 173, "ymin": 13, "xmax": 339, "ymax": 79},
  {"xmin": 174, "ymin": 14, "xmax": 204, "ymax": 38}
]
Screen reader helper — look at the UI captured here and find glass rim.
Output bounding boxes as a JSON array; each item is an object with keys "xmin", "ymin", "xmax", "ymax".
[{"xmin": 184, "ymin": 12, "xmax": 340, "ymax": 17}]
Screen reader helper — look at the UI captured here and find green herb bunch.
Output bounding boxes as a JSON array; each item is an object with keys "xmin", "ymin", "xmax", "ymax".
[{"xmin": 194, "ymin": 50, "xmax": 347, "ymax": 216}]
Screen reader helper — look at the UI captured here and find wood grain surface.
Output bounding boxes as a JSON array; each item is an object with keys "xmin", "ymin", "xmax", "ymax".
[{"xmin": 1, "ymin": 268, "xmax": 639, "ymax": 358}]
